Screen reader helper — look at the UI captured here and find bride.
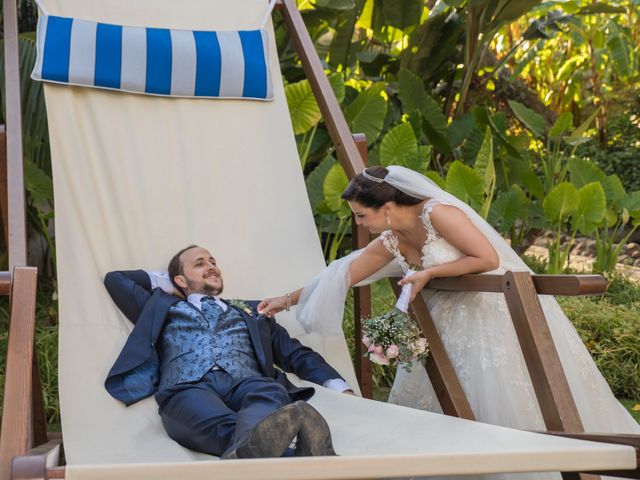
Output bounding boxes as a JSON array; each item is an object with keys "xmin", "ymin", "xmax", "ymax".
[{"xmin": 258, "ymin": 165, "xmax": 640, "ymax": 466}]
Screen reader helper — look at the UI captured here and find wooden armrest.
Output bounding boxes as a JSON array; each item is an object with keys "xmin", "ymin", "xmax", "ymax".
[
  {"xmin": 424, "ymin": 273, "xmax": 607, "ymax": 296},
  {"xmin": 543, "ymin": 432, "xmax": 640, "ymax": 479}
]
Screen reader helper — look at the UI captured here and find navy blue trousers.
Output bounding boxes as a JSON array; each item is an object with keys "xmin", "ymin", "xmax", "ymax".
[{"xmin": 155, "ymin": 371, "xmax": 291, "ymax": 456}]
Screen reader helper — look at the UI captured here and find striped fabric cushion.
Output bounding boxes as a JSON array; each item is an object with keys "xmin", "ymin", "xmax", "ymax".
[{"xmin": 31, "ymin": 14, "xmax": 273, "ymax": 100}]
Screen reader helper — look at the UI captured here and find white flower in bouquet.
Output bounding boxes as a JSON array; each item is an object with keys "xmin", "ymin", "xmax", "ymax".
[{"xmin": 361, "ymin": 307, "xmax": 429, "ymax": 371}]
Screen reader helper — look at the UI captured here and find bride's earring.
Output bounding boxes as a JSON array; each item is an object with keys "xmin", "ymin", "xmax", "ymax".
[{"xmin": 385, "ymin": 210, "xmax": 392, "ymax": 229}]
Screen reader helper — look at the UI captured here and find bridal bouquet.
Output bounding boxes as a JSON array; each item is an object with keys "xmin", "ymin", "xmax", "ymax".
[{"xmin": 362, "ymin": 307, "xmax": 428, "ymax": 371}]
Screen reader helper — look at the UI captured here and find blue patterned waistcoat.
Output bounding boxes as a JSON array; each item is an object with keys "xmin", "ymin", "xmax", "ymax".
[{"xmin": 157, "ymin": 300, "xmax": 262, "ymax": 390}]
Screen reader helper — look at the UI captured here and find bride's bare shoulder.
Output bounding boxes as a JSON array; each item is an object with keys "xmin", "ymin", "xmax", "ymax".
[{"xmin": 427, "ymin": 203, "xmax": 471, "ymax": 230}]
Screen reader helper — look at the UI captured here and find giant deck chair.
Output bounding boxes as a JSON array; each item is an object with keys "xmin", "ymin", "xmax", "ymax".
[{"xmin": 2, "ymin": 0, "xmax": 640, "ymax": 479}]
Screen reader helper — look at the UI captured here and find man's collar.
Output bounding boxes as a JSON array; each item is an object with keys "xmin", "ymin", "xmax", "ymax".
[{"xmin": 187, "ymin": 293, "xmax": 227, "ymax": 312}]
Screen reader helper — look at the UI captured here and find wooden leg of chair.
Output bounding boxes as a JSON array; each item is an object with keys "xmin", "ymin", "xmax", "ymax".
[
  {"xmin": 31, "ymin": 356, "xmax": 49, "ymax": 447},
  {"xmin": 354, "ymin": 285, "xmax": 373, "ymax": 398},
  {"xmin": 504, "ymin": 272, "xmax": 601, "ymax": 480},
  {"xmin": 0, "ymin": 125, "xmax": 8, "ymax": 248},
  {"xmin": 352, "ymin": 133, "xmax": 373, "ymax": 399},
  {"xmin": 503, "ymin": 271, "xmax": 583, "ymax": 432},
  {"xmin": 0, "ymin": 267, "xmax": 38, "ymax": 480},
  {"xmin": 391, "ymin": 283, "xmax": 475, "ymax": 420}
]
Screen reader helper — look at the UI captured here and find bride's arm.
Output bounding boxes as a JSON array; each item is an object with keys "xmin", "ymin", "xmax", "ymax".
[
  {"xmin": 258, "ymin": 238, "xmax": 393, "ymax": 316},
  {"xmin": 399, "ymin": 204, "xmax": 499, "ymax": 300}
]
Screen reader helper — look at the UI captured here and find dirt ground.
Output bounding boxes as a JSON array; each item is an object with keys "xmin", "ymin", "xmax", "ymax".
[{"xmin": 524, "ymin": 245, "xmax": 640, "ymax": 283}]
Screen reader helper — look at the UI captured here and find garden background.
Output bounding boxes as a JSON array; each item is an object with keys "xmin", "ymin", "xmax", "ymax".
[{"xmin": 0, "ymin": 0, "xmax": 639, "ymax": 428}]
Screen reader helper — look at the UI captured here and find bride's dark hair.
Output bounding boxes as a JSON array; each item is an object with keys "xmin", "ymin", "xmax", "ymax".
[{"xmin": 341, "ymin": 166, "xmax": 422, "ymax": 209}]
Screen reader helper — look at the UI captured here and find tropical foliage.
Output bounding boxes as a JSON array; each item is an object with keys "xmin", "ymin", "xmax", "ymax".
[{"xmin": 277, "ymin": 0, "xmax": 640, "ymax": 273}]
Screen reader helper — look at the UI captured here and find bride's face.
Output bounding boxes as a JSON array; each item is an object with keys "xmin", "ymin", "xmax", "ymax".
[{"xmin": 348, "ymin": 201, "xmax": 387, "ymax": 233}]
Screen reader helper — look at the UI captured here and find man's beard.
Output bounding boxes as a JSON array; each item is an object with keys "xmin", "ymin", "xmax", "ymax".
[{"xmin": 187, "ymin": 278, "xmax": 223, "ymax": 296}]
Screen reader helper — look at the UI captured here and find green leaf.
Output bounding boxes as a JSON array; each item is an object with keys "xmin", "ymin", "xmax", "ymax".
[
  {"xmin": 328, "ymin": 72, "xmax": 346, "ymax": 103},
  {"xmin": 398, "ymin": 67, "xmax": 426, "ymax": 114},
  {"xmin": 528, "ymin": 200, "xmax": 548, "ymax": 229},
  {"xmin": 345, "ymin": 84, "xmax": 388, "ymax": 144},
  {"xmin": 475, "ymin": 127, "xmax": 496, "ymax": 218},
  {"xmin": 607, "ymin": 22, "xmax": 631, "ymax": 77},
  {"xmin": 460, "ymin": 127, "xmax": 485, "ymax": 164},
  {"xmin": 445, "ymin": 161, "xmax": 484, "ymax": 210},
  {"xmin": 285, "ymin": 74, "xmax": 345, "ymax": 134},
  {"xmin": 475, "ymin": 127, "xmax": 495, "ymax": 190},
  {"xmin": 572, "ymin": 182, "xmax": 606, "ymax": 234},
  {"xmin": 578, "ymin": 3, "xmax": 625, "ymax": 14},
  {"xmin": 522, "ymin": 170, "xmax": 545, "ymax": 200},
  {"xmin": 567, "ymin": 157, "xmax": 607, "ymax": 189},
  {"xmin": 315, "ymin": 0, "xmax": 356, "ymax": 11},
  {"xmin": 381, "ymin": 0, "xmax": 423, "ymax": 30},
  {"xmin": 508, "ymin": 100, "xmax": 546, "ymax": 138},
  {"xmin": 328, "ymin": 8, "xmax": 360, "ymax": 69},
  {"xmin": 24, "ymin": 161, "xmax": 53, "ymax": 205},
  {"xmin": 323, "ymin": 163, "xmax": 351, "ymax": 218},
  {"xmin": 543, "ymin": 182, "xmax": 579, "ymax": 224},
  {"xmin": 425, "ymin": 170, "xmax": 446, "ymax": 189},
  {"xmin": 306, "ymin": 156, "xmax": 336, "ymax": 213},
  {"xmin": 565, "ymin": 108, "xmax": 598, "ymax": 145},
  {"xmin": 285, "ymin": 79, "xmax": 322, "ymax": 135},
  {"xmin": 493, "ymin": 0, "xmax": 543, "ymax": 24},
  {"xmin": 448, "ymin": 112, "xmax": 476, "ymax": 148},
  {"xmin": 490, "ymin": 190, "xmax": 527, "ymax": 232},
  {"xmin": 548, "ymin": 112, "xmax": 573, "ymax": 139},
  {"xmin": 398, "ymin": 68, "xmax": 451, "ymax": 154},
  {"xmin": 421, "ymin": 96, "xmax": 451, "ymax": 155},
  {"xmin": 379, "ymin": 123, "xmax": 418, "ymax": 166},
  {"xmin": 603, "ymin": 174, "xmax": 627, "ymax": 207},
  {"xmin": 621, "ymin": 191, "xmax": 640, "ymax": 217}
]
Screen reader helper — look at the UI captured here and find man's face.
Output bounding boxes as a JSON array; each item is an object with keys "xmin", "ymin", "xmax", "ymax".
[{"xmin": 174, "ymin": 247, "xmax": 224, "ymax": 296}]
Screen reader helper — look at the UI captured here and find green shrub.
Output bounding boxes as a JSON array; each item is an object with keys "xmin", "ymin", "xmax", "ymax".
[
  {"xmin": 559, "ymin": 294, "xmax": 640, "ymax": 399},
  {"xmin": 577, "ymin": 109, "xmax": 640, "ymax": 193}
]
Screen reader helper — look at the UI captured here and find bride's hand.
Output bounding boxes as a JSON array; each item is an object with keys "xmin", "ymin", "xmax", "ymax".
[
  {"xmin": 397, "ymin": 269, "xmax": 433, "ymax": 301},
  {"xmin": 257, "ymin": 296, "xmax": 287, "ymax": 317}
]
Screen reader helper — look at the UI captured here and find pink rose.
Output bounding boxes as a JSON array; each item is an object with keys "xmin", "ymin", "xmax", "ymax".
[
  {"xmin": 386, "ymin": 344, "xmax": 399, "ymax": 359},
  {"xmin": 369, "ymin": 352, "xmax": 390, "ymax": 365},
  {"xmin": 362, "ymin": 336, "xmax": 372, "ymax": 347},
  {"xmin": 373, "ymin": 345, "xmax": 383, "ymax": 355}
]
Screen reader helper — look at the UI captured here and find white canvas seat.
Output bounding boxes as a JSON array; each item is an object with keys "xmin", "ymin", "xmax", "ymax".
[{"xmin": 40, "ymin": 0, "xmax": 637, "ymax": 477}]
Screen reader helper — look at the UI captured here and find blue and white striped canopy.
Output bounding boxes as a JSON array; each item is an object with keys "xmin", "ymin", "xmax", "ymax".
[{"xmin": 32, "ymin": 14, "xmax": 273, "ymax": 100}]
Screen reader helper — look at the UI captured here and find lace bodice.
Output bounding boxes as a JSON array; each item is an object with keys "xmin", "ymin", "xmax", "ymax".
[{"xmin": 381, "ymin": 200, "xmax": 463, "ymax": 272}]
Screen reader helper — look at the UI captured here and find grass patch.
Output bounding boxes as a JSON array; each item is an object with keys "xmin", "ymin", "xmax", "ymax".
[
  {"xmin": 559, "ymin": 292, "xmax": 640, "ymax": 399},
  {"xmin": 620, "ymin": 399, "xmax": 640, "ymax": 423}
]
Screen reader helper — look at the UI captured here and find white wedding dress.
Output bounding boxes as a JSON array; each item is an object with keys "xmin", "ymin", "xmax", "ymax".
[
  {"xmin": 296, "ymin": 166, "xmax": 638, "ymax": 479},
  {"xmin": 383, "ymin": 199, "xmax": 639, "ymax": 480}
]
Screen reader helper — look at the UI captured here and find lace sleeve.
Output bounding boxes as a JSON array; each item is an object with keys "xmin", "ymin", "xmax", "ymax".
[
  {"xmin": 422, "ymin": 199, "xmax": 442, "ymax": 240},
  {"xmin": 380, "ymin": 230, "xmax": 409, "ymax": 272}
]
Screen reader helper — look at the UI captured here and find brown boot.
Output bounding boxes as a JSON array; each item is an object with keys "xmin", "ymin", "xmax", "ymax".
[
  {"xmin": 222, "ymin": 403, "xmax": 302, "ymax": 459},
  {"xmin": 294, "ymin": 400, "xmax": 336, "ymax": 456}
]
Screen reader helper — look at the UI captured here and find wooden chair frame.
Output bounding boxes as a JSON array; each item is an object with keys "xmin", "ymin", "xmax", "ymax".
[{"xmin": 1, "ymin": 0, "xmax": 639, "ymax": 479}]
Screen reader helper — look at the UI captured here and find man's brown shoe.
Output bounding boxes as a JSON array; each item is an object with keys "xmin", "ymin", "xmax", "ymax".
[
  {"xmin": 294, "ymin": 400, "xmax": 336, "ymax": 456},
  {"xmin": 222, "ymin": 403, "xmax": 302, "ymax": 459}
]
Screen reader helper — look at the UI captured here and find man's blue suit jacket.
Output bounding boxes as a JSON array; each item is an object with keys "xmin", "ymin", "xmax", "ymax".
[{"xmin": 104, "ymin": 270, "xmax": 344, "ymax": 406}]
